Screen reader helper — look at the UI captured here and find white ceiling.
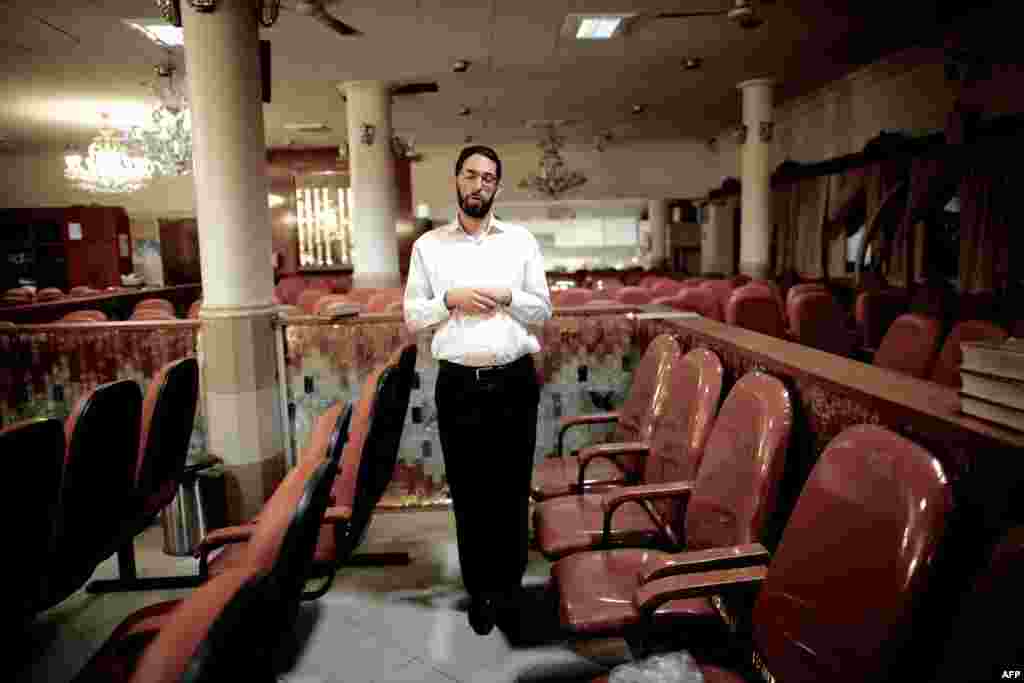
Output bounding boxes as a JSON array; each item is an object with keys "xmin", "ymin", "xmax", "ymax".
[{"xmin": 0, "ymin": 0, "xmax": 1010, "ymax": 152}]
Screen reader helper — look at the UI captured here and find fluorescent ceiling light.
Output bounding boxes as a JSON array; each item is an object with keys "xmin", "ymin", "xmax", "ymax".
[
  {"xmin": 126, "ymin": 20, "xmax": 184, "ymax": 48},
  {"xmin": 563, "ymin": 14, "xmax": 633, "ymax": 40}
]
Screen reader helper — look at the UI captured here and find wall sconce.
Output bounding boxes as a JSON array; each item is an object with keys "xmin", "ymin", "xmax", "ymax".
[{"xmin": 360, "ymin": 123, "xmax": 376, "ymax": 146}]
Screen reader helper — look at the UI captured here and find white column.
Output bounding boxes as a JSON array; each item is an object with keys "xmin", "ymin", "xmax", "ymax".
[
  {"xmin": 647, "ymin": 199, "xmax": 669, "ymax": 269},
  {"xmin": 183, "ymin": 0, "xmax": 283, "ymax": 524},
  {"xmin": 339, "ymin": 80, "xmax": 401, "ymax": 288},
  {"xmin": 701, "ymin": 199, "xmax": 735, "ymax": 276},
  {"xmin": 737, "ymin": 78, "xmax": 775, "ymax": 279}
]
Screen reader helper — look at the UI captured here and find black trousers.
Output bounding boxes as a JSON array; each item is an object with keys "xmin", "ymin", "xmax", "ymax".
[{"xmin": 435, "ymin": 354, "xmax": 540, "ymax": 602}]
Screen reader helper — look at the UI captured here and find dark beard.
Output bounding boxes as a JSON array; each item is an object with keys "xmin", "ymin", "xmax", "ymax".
[{"xmin": 457, "ymin": 187, "xmax": 494, "ymax": 219}]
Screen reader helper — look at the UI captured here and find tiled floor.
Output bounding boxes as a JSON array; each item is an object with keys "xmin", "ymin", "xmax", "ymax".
[{"xmin": 18, "ymin": 509, "xmax": 632, "ymax": 683}]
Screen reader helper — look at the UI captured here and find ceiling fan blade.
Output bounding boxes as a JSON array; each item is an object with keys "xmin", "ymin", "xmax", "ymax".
[
  {"xmin": 391, "ymin": 82, "xmax": 439, "ymax": 96},
  {"xmin": 314, "ymin": 6, "xmax": 361, "ymax": 36},
  {"xmin": 656, "ymin": 9, "xmax": 729, "ymax": 19}
]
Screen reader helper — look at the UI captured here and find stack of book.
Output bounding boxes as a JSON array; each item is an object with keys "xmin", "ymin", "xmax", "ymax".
[{"xmin": 959, "ymin": 338, "xmax": 1024, "ymax": 432}]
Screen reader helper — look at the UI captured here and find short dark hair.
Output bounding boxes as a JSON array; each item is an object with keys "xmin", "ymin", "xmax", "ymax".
[{"xmin": 455, "ymin": 145, "xmax": 502, "ymax": 182}]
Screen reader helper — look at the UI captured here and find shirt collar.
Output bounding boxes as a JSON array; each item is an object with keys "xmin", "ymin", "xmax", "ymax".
[{"xmin": 447, "ymin": 215, "xmax": 504, "ymax": 238}]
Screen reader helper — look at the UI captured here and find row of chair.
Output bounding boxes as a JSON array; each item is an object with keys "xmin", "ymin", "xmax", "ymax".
[
  {"xmin": 3, "ymin": 285, "xmax": 119, "ymax": 306},
  {"xmin": 9, "ymin": 356, "xmax": 200, "ymax": 624},
  {"xmin": 53, "ymin": 298, "xmax": 203, "ymax": 323},
  {"xmin": 69, "ymin": 342, "xmax": 418, "ymax": 682}
]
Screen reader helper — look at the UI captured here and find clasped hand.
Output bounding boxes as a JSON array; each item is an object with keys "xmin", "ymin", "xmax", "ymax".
[{"xmin": 446, "ymin": 287, "xmax": 511, "ymax": 314}]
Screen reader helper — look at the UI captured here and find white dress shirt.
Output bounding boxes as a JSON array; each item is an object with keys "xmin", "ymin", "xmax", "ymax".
[{"xmin": 404, "ymin": 217, "xmax": 552, "ymax": 366}]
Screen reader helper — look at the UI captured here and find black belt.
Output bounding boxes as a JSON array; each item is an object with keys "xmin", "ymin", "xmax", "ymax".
[{"xmin": 439, "ymin": 355, "xmax": 531, "ymax": 382}]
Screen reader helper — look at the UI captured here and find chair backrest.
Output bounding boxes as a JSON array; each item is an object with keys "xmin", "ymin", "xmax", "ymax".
[
  {"xmin": 129, "ymin": 412, "xmax": 349, "ymax": 683},
  {"xmin": 134, "ymin": 298, "xmax": 175, "ymax": 316},
  {"xmin": 274, "ymin": 276, "xmax": 308, "ymax": 305},
  {"xmin": 613, "ymin": 335, "xmax": 681, "ymax": 449},
  {"xmin": 344, "ymin": 288, "xmax": 379, "ymax": 304},
  {"xmin": 856, "ymin": 289, "xmax": 908, "ymax": 349},
  {"xmin": 684, "ymin": 371, "xmax": 792, "ymax": 551},
  {"xmin": 130, "ymin": 309, "xmax": 176, "ymax": 321},
  {"xmin": 930, "ymin": 319, "xmax": 1008, "ymax": 388},
  {"xmin": 730, "ymin": 274, "xmax": 752, "ymax": 288},
  {"xmin": 314, "ymin": 293, "xmax": 360, "ymax": 315},
  {"xmin": 134, "ymin": 357, "xmax": 200, "ymax": 513},
  {"xmin": 874, "ymin": 313, "xmax": 943, "ymax": 379},
  {"xmin": 670, "ymin": 287, "xmax": 721, "ymax": 320},
  {"xmin": 366, "ymin": 291, "xmax": 401, "ymax": 313},
  {"xmin": 613, "ymin": 286, "xmax": 652, "ymax": 305},
  {"xmin": 37, "ymin": 287, "xmax": 64, "ymax": 301},
  {"xmin": 60, "ymin": 380, "xmax": 143, "ymax": 572},
  {"xmin": 296, "ymin": 288, "xmax": 330, "ymax": 315},
  {"xmin": 791, "ymin": 290, "xmax": 856, "ymax": 356},
  {"xmin": 69, "ymin": 286, "xmax": 99, "ymax": 298},
  {"xmin": 4, "ymin": 418, "xmax": 65, "ymax": 617},
  {"xmin": 725, "ymin": 285, "xmax": 787, "ymax": 338},
  {"xmin": 752, "ymin": 424, "xmax": 953, "ymax": 683},
  {"xmin": 329, "ymin": 343, "xmax": 418, "ymax": 558},
  {"xmin": 700, "ymin": 280, "xmax": 735, "ymax": 319},
  {"xmin": 187, "ymin": 299, "xmax": 202, "ymax": 319},
  {"xmin": 649, "ymin": 279, "xmax": 683, "ymax": 299},
  {"xmin": 785, "ymin": 282, "xmax": 827, "ymax": 316},
  {"xmin": 642, "ymin": 349, "xmax": 724, "ymax": 531},
  {"xmin": 60, "ymin": 310, "xmax": 108, "ymax": 323},
  {"xmin": 555, "ymin": 288, "xmax": 594, "ymax": 307}
]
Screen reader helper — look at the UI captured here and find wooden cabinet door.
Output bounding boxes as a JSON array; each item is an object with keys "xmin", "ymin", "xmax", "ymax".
[{"xmin": 159, "ymin": 218, "xmax": 201, "ymax": 286}]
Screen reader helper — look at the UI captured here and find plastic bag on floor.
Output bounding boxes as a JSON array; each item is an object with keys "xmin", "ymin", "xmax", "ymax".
[{"xmin": 608, "ymin": 651, "xmax": 704, "ymax": 683}]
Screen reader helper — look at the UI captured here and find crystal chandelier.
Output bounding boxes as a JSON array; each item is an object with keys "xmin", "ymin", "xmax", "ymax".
[
  {"xmin": 518, "ymin": 124, "xmax": 587, "ymax": 199},
  {"xmin": 64, "ymin": 114, "xmax": 153, "ymax": 194},
  {"xmin": 130, "ymin": 63, "xmax": 193, "ymax": 177}
]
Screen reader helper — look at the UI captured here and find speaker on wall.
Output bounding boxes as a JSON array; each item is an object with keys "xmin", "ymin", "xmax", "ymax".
[{"xmin": 260, "ymin": 40, "xmax": 271, "ymax": 103}]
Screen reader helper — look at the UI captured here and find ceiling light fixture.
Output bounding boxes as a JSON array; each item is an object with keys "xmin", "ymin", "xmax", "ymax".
[
  {"xmin": 125, "ymin": 19, "xmax": 184, "ymax": 48},
  {"xmin": 518, "ymin": 123, "xmax": 587, "ymax": 200},
  {"xmin": 562, "ymin": 13, "xmax": 635, "ymax": 40},
  {"xmin": 64, "ymin": 114, "xmax": 153, "ymax": 194},
  {"xmin": 129, "ymin": 63, "xmax": 193, "ymax": 177},
  {"xmin": 682, "ymin": 57, "xmax": 703, "ymax": 70},
  {"xmin": 457, "ymin": 106, "xmax": 471, "ymax": 116},
  {"xmin": 631, "ymin": 104, "xmax": 645, "ymax": 115},
  {"xmin": 452, "ymin": 59, "xmax": 470, "ymax": 73}
]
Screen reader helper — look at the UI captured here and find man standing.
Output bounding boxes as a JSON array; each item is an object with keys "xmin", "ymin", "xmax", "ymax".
[{"xmin": 404, "ymin": 146, "xmax": 551, "ymax": 637}]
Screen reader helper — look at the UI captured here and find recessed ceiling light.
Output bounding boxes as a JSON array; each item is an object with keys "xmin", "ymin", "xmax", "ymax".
[
  {"xmin": 453, "ymin": 59, "xmax": 471, "ymax": 73},
  {"xmin": 457, "ymin": 106, "xmax": 471, "ymax": 116},
  {"xmin": 464, "ymin": 135, "xmax": 474, "ymax": 143},
  {"xmin": 125, "ymin": 20, "xmax": 184, "ymax": 48},
  {"xmin": 682, "ymin": 57, "xmax": 703, "ymax": 70},
  {"xmin": 631, "ymin": 104, "xmax": 645, "ymax": 115},
  {"xmin": 562, "ymin": 14, "xmax": 635, "ymax": 40}
]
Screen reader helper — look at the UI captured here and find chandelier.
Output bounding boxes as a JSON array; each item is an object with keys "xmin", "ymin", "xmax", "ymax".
[
  {"xmin": 518, "ymin": 124, "xmax": 587, "ymax": 199},
  {"xmin": 130, "ymin": 63, "xmax": 193, "ymax": 177},
  {"xmin": 64, "ymin": 114, "xmax": 153, "ymax": 194}
]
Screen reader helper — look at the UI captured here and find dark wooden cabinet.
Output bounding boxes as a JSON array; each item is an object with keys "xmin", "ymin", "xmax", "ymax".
[
  {"xmin": 0, "ymin": 206, "xmax": 130, "ymax": 291},
  {"xmin": 159, "ymin": 218, "xmax": 201, "ymax": 286}
]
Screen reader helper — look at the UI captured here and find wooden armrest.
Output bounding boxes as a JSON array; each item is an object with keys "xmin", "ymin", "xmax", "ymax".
[
  {"xmin": 556, "ymin": 411, "xmax": 621, "ymax": 457},
  {"xmin": 639, "ymin": 543, "xmax": 770, "ymax": 584},
  {"xmin": 600, "ymin": 481, "xmax": 695, "ymax": 547},
  {"xmin": 193, "ymin": 523, "xmax": 256, "ymax": 558},
  {"xmin": 576, "ymin": 441, "xmax": 649, "ymax": 491},
  {"xmin": 634, "ymin": 566, "xmax": 768, "ymax": 615},
  {"xmin": 324, "ymin": 505, "xmax": 352, "ymax": 524}
]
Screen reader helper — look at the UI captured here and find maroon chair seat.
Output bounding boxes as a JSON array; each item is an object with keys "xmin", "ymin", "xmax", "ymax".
[
  {"xmin": 611, "ymin": 424, "xmax": 953, "ymax": 682},
  {"xmin": 33, "ymin": 380, "xmax": 143, "ymax": 613},
  {"xmin": 554, "ymin": 288, "xmax": 594, "ymax": 307},
  {"xmin": 874, "ymin": 313, "xmax": 943, "ymax": 379},
  {"xmin": 930, "ymin": 319, "xmax": 1008, "ymax": 388},
  {"xmin": 133, "ymin": 298, "xmax": 175, "ymax": 316},
  {"xmin": 531, "ymin": 335, "xmax": 681, "ymax": 501},
  {"xmin": 856, "ymin": 288, "xmax": 908, "ymax": 350},
  {"xmin": 552, "ymin": 370, "xmax": 793, "ymax": 637},
  {"xmin": 534, "ymin": 349, "xmax": 724, "ymax": 560},
  {"xmin": 725, "ymin": 284, "xmax": 787, "ymax": 338},
  {"xmin": 198, "ymin": 344, "xmax": 418, "ymax": 584},
  {"xmin": 130, "ymin": 308, "xmax": 176, "ymax": 321},
  {"xmin": 73, "ymin": 406, "xmax": 350, "ymax": 683},
  {"xmin": 790, "ymin": 290, "xmax": 856, "ymax": 356},
  {"xmin": 649, "ymin": 279, "xmax": 683, "ymax": 299},
  {"xmin": 60, "ymin": 310, "xmax": 108, "ymax": 323},
  {"xmin": 667, "ymin": 287, "xmax": 721, "ymax": 320},
  {"xmin": 613, "ymin": 286, "xmax": 653, "ymax": 305},
  {"xmin": 4, "ymin": 418, "xmax": 65, "ymax": 620}
]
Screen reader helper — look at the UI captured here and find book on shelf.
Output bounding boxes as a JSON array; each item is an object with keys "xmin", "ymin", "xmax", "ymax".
[
  {"xmin": 959, "ymin": 368, "xmax": 1024, "ymax": 412},
  {"xmin": 959, "ymin": 393, "xmax": 1024, "ymax": 433},
  {"xmin": 960, "ymin": 337, "xmax": 1024, "ymax": 382}
]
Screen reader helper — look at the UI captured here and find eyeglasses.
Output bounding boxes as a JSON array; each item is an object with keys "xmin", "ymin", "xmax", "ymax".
[{"xmin": 459, "ymin": 170, "xmax": 499, "ymax": 188}]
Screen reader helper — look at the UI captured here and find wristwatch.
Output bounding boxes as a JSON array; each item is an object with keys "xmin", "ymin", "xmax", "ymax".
[{"xmin": 443, "ymin": 291, "xmax": 454, "ymax": 310}]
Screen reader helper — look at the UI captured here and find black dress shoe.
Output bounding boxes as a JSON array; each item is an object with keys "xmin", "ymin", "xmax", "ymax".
[{"xmin": 468, "ymin": 596, "xmax": 496, "ymax": 635}]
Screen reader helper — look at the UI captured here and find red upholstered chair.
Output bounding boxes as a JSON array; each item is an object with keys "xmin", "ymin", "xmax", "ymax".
[
  {"xmin": 74, "ymin": 406, "xmax": 351, "ymax": 683},
  {"xmin": 3, "ymin": 286, "xmax": 35, "ymax": 304},
  {"xmin": 37, "ymin": 286, "xmax": 64, "ymax": 302},
  {"xmin": 130, "ymin": 308, "xmax": 176, "ymax": 321},
  {"xmin": 933, "ymin": 526, "xmax": 1024, "ymax": 683},
  {"xmin": 531, "ymin": 335, "xmax": 682, "ymax": 501},
  {"xmin": 585, "ymin": 297, "xmax": 620, "ymax": 306},
  {"xmin": 552, "ymin": 370, "xmax": 792, "ymax": 641},
  {"xmin": 273, "ymin": 276, "xmax": 309, "ymax": 305},
  {"xmin": 930, "ymin": 319, "xmax": 1008, "ymax": 388},
  {"xmin": 187, "ymin": 299, "xmax": 202, "ymax": 319},
  {"xmin": 584, "ymin": 424, "xmax": 952, "ymax": 682},
  {"xmin": 724, "ymin": 284, "xmax": 787, "ymax": 338},
  {"xmin": 534, "ymin": 349, "xmax": 724, "ymax": 560},
  {"xmin": 700, "ymin": 280, "xmax": 734, "ymax": 320},
  {"xmin": 638, "ymin": 275, "xmax": 664, "ymax": 289},
  {"xmin": 790, "ymin": 290, "xmax": 857, "ymax": 356},
  {"xmin": 729, "ymin": 274, "xmax": 752, "ymax": 288},
  {"xmin": 614, "ymin": 286, "xmax": 653, "ymax": 305},
  {"xmin": 32, "ymin": 380, "xmax": 143, "ymax": 614},
  {"xmin": 69, "ymin": 286, "xmax": 100, "ymax": 298},
  {"xmin": 680, "ymin": 278, "xmax": 707, "ymax": 289},
  {"xmin": 554, "ymin": 288, "xmax": 594, "ymax": 307},
  {"xmin": 87, "ymin": 357, "xmax": 202, "ymax": 594},
  {"xmin": 197, "ymin": 343, "xmax": 418, "ymax": 587},
  {"xmin": 591, "ymin": 277, "xmax": 624, "ymax": 293},
  {"xmin": 650, "ymin": 279, "xmax": 684, "ymax": 299},
  {"xmin": 784, "ymin": 282, "xmax": 827, "ymax": 327},
  {"xmin": 60, "ymin": 310, "xmax": 108, "ymax": 323},
  {"xmin": 874, "ymin": 313, "xmax": 943, "ymax": 379},
  {"xmin": 344, "ymin": 287, "xmax": 379, "ymax": 304},
  {"xmin": 4, "ymin": 418, "xmax": 65, "ymax": 621},
  {"xmin": 366, "ymin": 290, "xmax": 402, "ymax": 313},
  {"xmin": 384, "ymin": 299, "xmax": 403, "ymax": 314},
  {"xmin": 856, "ymin": 289, "xmax": 909, "ymax": 350},
  {"xmin": 134, "ymin": 298, "xmax": 175, "ymax": 316},
  {"xmin": 296, "ymin": 288, "xmax": 330, "ymax": 315},
  {"xmin": 668, "ymin": 287, "xmax": 721, "ymax": 320},
  {"xmin": 314, "ymin": 293, "xmax": 361, "ymax": 315}
]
